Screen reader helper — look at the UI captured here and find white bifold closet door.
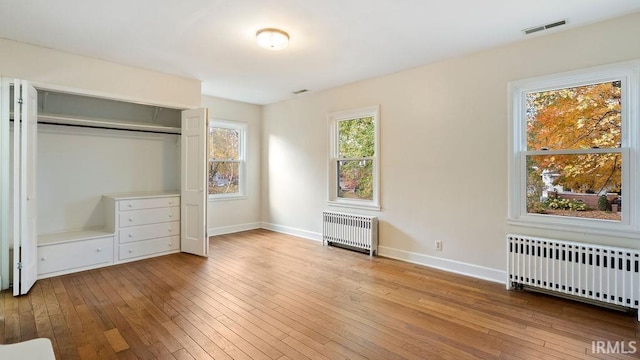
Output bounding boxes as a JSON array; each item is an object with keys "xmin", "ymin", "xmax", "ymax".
[
  {"xmin": 180, "ymin": 108, "xmax": 208, "ymax": 257},
  {"xmin": 0, "ymin": 81, "xmax": 209, "ymax": 293},
  {"xmin": 2, "ymin": 79, "xmax": 38, "ymax": 296}
]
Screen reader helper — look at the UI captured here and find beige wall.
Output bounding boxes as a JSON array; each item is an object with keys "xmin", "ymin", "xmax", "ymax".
[
  {"xmin": 202, "ymin": 95, "xmax": 262, "ymax": 235},
  {"xmin": 261, "ymin": 13, "xmax": 640, "ymax": 282},
  {"xmin": 0, "ymin": 38, "xmax": 201, "ymax": 108}
]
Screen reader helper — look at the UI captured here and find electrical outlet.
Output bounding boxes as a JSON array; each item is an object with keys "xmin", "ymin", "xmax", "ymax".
[{"xmin": 435, "ymin": 240, "xmax": 443, "ymax": 251}]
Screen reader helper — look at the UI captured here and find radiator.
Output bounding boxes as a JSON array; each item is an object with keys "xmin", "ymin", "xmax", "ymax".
[
  {"xmin": 507, "ymin": 234, "xmax": 640, "ymax": 320},
  {"xmin": 322, "ymin": 211, "xmax": 378, "ymax": 256}
]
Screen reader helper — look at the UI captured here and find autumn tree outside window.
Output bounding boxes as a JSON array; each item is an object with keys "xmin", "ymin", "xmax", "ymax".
[
  {"xmin": 508, "ymin": 61, "xmax": 640, "ymax": 236},
  {"xmin": 208, "ymin": 120, "xmax": 247, "ymax": 199},
  {"xmin": 328, "ymin": 105, "xmax": 380, "ymax": 210}
]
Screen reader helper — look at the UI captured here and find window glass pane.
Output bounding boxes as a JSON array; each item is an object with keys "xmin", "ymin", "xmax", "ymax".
[
  {"xmin": 526, "ymin": 81, "xmax": 621, "ymax": 150},
  {"xmin": 209, "ymin": 161, "xmax": 239, "ymax": 195},
  {"xmin": 209, "ymin": 127, "xmax": 239, "ymax": 160},
  {"xmin": 338, "ymin": 160, "xmax": 373, "ymax": 201},
  {"xmin": 338, "ymin": 117, "xmax": 374, "ymax": 158},
  {"xmin": 526, "ymin": 154, "xmax": 621, "ymax": 221}
]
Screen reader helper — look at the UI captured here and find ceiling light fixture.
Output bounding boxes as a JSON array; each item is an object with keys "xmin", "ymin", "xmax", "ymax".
[{"xmin": 256, "ymin": 28, "xmax": 289, "ymax": 50}]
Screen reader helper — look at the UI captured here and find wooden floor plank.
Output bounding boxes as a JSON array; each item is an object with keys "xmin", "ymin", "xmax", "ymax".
[
  {"xmin": 104, "ymin": 328, "xmax": 130, "ymax": 353},
  {"xmin": 2, "ymin": 229, "xmax": 640, "ymax": 360}
]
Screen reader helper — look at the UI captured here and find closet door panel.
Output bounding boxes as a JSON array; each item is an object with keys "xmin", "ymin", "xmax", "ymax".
[
  {"xmin": 13, "ymin": 80, "xmax": 38, "ymax": 296},
  {"xmin": 0, "ymin": 78, "xmax": 10, "ymax": 290},
  {"xmin": 180, "ymin": 108, "xmax": 208, "ymax": 257}
]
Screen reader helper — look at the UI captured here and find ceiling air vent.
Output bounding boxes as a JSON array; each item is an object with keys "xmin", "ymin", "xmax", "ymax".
[
  {"xmin": 292, "ymin": 89, "xmax": 308, "ymax": 95},
  {"xmin": 523, "ymin": 19, "xmax": 567, "ymax": 35}
]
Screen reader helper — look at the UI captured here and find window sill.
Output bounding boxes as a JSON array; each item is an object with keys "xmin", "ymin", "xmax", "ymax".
[
  {"xmin": 208, "ymin": 195, "xmax": 247, "ymax": 202},
  {"xmin": 507, "ymin": 216, "xmax": 639, "ymax": 239},
  {"xmin": 327, "ymin": 200, "xmax": 380, "ymax": 212}
]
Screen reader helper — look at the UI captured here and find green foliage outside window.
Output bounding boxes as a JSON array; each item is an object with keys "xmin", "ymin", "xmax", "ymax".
[
  {"xmin": 337, "ymin": 117, "xmax": 374, "ymax": 200},
  {"xmin": 209, "ymin": 126, "xmax": 240, "ymax": 195}
]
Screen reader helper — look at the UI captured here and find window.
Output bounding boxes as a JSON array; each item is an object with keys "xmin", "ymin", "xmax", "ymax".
[
  {"xmin": 208, "ymin": 120, "xmax": 247, "ymax": 199},
  {"xmin": 508, "ymin": 62, "xmax": 639, "ymax": 235},
  {"xmin": 328, "ymin": 105, "xmax": 380, "ymax": 210}
]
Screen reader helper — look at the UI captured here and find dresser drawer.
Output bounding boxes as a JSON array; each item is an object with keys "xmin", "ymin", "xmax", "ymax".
[
  {"xmin": 119, "ymin": 236, "xmax": 179, "ymax": 260},
  {"xmin": 38, "ymin": 236, "xmax": 114, "ymax": 275},
  {"xmin": 119, "ymin": 196, "xmax": 180, "ymax": 211},
  {"xmin": 119, "ymin": 206, "xmax": 180, "ymax": 227},
  {"xmin": 119, "ymin": 221, "xmax": 180, "ymax": 243}
]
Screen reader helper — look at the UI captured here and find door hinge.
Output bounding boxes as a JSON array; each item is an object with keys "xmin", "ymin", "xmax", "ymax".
[
  {"xmin": 17, "ymin": 262, "xmax": 23, "ymax": 270},
  {"xmin": 18, "ymin": 97, "xmax": 23, "ymax": 105}
]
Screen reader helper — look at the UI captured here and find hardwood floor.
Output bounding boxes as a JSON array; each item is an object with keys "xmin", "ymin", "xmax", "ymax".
[{"xmin": 2, "ymin": 229, "xmax": 640, "ymax": 359}]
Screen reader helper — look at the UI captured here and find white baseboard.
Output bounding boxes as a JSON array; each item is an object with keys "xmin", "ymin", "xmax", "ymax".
[
  {"xmin": 260, "ymin": 222, "xmax": 322, "ymax": 242},
  {"xmin": 378, "ymin": 246, "xmax": 506, "ymax": 284},
  {"xmin": 249, "ymin": 222, "xmax": 505, "ymax": 284},
  {"xmin": 208, "ymin": 222, "xmax": 261, "ymax": 237}
]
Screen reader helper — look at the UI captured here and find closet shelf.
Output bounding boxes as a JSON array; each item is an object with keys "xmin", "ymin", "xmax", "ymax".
[{"xmin": 37, "ymin": 114, "xmax": 181, "ymax": 134}]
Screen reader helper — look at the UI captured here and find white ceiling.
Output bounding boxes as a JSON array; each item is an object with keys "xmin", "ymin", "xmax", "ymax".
[{"xmin": 0, "ymin": 0, "xmax": 639, "ymax": 105}]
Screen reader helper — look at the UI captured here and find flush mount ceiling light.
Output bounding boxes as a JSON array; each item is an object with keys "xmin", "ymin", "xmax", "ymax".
[{"xmin": 256, "ymin": 28, "xmax": 289, "ymax": 50}]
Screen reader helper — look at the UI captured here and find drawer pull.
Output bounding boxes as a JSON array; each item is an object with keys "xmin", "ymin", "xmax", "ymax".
[
  {"xmin": 128, "ymin": 249, "xmax": 133, "ymax": 253},
  {"xmin": 128, "ymin": 234, "xmax": 133, "ymax": 238},
  {"xmin": 168, "ymin": 242, "xmax": 173, "ymax": 246},
  {"xmin": 128, "ymin": 203, "xmax": 133, "ymax": 208},
  {"xmin": 96, "ymin": 248, "xmax": 102, "ymax": 252},
  {"xmin": 41, "ymin": 257, "xmax": 46, "ymax": 261},
  {"xmin": 168, "ymin": 201, "xmax": 173, "ymax": 205},
  {"xmin": 168, "ymin": 228, "xmax": 172, "ymax": 232},
  {"xmin": 129, "ymin": 218, "xmax": 133, "ymax": 222},
  {"xmin": 169, "ymin": 212, "xmax": 173, "ymax": 218}
]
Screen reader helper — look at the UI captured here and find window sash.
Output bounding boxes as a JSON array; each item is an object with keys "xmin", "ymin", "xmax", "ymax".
[
  {"xmin": 209, "ymin": 132, "xmax": 242, "ymax": 160},
  {"xmin": 336, "ymin": 158, "xmax": 375, "ymax": 201},
  {"xmin": 336, "ymin": 156, "xmax": 374, "ymax": 161},
  {"xmin": 508, "ymin": 61, "xmax": 639, "ymax": 236},
  {"xmin": 523, "ymin": 148, "xmax": 623, "ymax": 156},
  {"xmin": 210, "ymin": 159, "xmax": 241, "ymax": 164},
  {"xmin": 208, "ymin": 120, "xmax": 247, "ymax": 199},
  {"xmin": 328, "ymin": 105, "xmax": 380, "ymax": 210}
]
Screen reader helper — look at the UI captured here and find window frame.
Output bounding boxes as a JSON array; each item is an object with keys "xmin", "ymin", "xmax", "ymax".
[
  {"xmin": 208, "ymin": 119, "xmax": 247, "ymax": 201},
  {"xmin": 328, "ymin": 105, "xmax": 380, "ymax": 211},
  {"xmin": 508, "ymin": 61, "xmax": 640, "ymax": 237}
]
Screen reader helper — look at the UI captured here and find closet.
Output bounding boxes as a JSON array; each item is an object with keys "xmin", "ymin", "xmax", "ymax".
[{"xmin": 0, "ymin": 77, "xmax": 208, "ymax": 295}]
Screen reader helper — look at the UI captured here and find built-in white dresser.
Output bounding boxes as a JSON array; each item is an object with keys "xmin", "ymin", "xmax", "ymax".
[{"xmin": 103, "ymin": 192, "xmax": 180, "ymax": 263}]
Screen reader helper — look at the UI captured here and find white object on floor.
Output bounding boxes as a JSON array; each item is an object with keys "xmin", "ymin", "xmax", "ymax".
[{"xmin": 0, "ymin": 338, "xmax": 55, "ymax": 359}]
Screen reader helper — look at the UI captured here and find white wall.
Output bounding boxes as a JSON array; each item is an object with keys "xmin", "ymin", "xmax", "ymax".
[
  {"xmin": 0, "ymin": 39, "xmax": 201, "ymax": 232},
  {"xmin": 37, "ymin": 125, "xmax": 179, "ymax": 234},
  {"xmin": 261, "ymin": 13, "xmax": 640, "ymax": 282},
  {"xmin": 202, "ymin": 95, "xmax": 262, "ymax": 235},
  {"xmin": 0, "ymin": 37, "xmax": 200, "ymax": 108}
]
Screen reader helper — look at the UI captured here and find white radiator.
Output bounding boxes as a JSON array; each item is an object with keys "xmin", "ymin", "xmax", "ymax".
[
  {"xmin": 507, "ymin": 234, "xmax": 640, "ymax": 320},
  {"xmin": 322, "ymin": 211, "xmax": 378, "ymax": 256}
]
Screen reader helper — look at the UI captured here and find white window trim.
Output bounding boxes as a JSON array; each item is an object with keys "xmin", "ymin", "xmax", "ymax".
[
  {"xmin": 208, "ymin": 119, "xmax": 247, "ymax": 201},
  {"xmin": 328, "ymin": 105, "xmax": 381, "ymax": 211},
  {"xmin": 507, "ymin": 60, "xmax": 640, "ymax": 238}
]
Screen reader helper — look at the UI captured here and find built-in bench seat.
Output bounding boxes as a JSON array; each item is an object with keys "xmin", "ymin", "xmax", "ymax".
[
  {"xmin": 38, "ymin": 228, "xmax": 114, "ymax": 245},
  {"xmin": 37, "ymin": 228, "xmax": 115, "ymax": 278}
]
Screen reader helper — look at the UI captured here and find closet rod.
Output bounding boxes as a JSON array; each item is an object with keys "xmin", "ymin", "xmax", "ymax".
[
  {"xmin": 38, "ymin": 121, "xmax": 181, "ymax": 135},
  {"xmin": 38, "ymin": 114, "xmax": 181, "ymax": 134}
]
